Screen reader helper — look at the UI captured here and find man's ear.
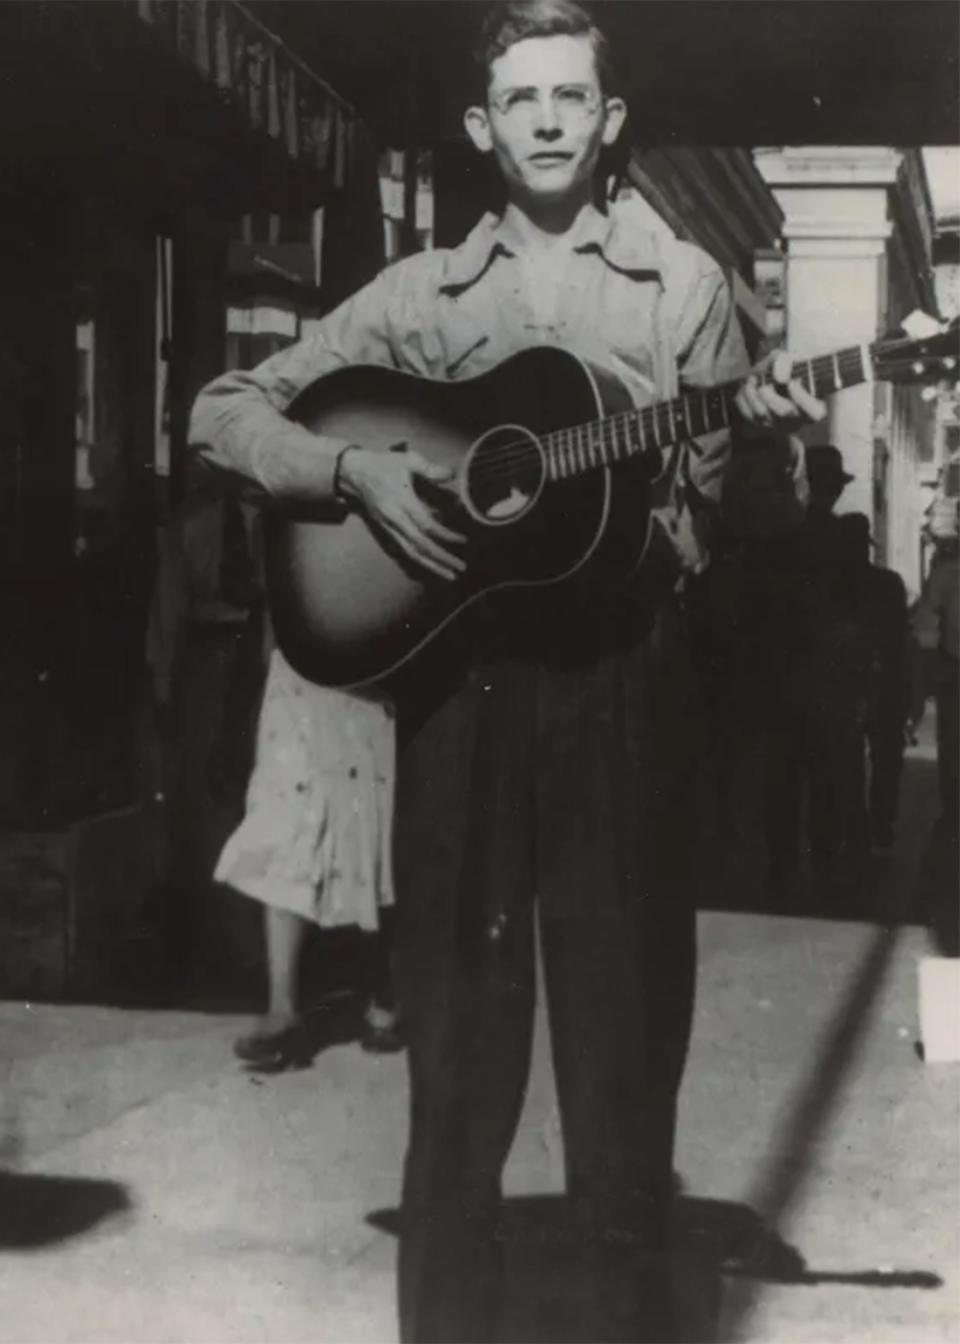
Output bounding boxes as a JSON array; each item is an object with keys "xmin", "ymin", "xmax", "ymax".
[
  {"xmin": 601, "ymin": 96, "xmax": 627, "ymax": 147},
  {"xmin": 464, "ymin": 106, "xmax": 493, "ymax": 153}
]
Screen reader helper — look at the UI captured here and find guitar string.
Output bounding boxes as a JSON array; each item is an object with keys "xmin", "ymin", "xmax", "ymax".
[
  {"xmin": 447, "ymin": 343, "xmax": 928, "ymax": 486},
  {"xmin": 459, "ymin": 344, "xmax": 947, "ymax": 488},
  {"xmin": 464, "ymin": 349, "xmax": 867, "ymax": 479},
  {"xmin": 461, "ymin": 346, "xmax": 944, "ymax": 486},
  {"xmin": 461, "ymin": 348, "xmax": 874, "ymax": 488}
]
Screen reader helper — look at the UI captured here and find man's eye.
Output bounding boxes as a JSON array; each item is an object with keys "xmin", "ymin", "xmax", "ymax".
[
  {"xmin": 557, "ymin": 87, "xmax": 589, "ymax": 103},
  {"xmin": 505, "ymin": 90, "xmax": 535, "ymax": 107}
]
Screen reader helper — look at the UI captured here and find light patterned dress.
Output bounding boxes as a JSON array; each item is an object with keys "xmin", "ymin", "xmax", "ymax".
[{"xmin": 215, "ymin": 649, "xmax": 394, "ymax": 930}]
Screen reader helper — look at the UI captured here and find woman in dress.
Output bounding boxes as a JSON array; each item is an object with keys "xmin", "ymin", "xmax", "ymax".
[{"xmin": 218, "ymin": 647, "xmax": 402, "ymax": 1068}]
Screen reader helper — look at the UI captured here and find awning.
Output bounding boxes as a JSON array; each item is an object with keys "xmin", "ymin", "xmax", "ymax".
[{"xmin": 130, "ymin": 0, "xmax": 364, "ymax": 192}]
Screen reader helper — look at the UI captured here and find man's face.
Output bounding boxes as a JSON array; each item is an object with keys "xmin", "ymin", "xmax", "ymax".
[{"xmin": 464, "ymin": 34, "xmax": 625, "ymax": 209}]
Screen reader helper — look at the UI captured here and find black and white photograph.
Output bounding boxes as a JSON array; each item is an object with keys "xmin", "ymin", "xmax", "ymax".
[{"xmin": 1, "ymin": 1, "xmax": 958, "ymax": 1341}]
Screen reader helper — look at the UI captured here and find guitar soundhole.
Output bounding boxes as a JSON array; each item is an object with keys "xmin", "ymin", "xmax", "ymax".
[{"xmin": 463, "ymin": 423, "xmax": 545, "ymax": 526}]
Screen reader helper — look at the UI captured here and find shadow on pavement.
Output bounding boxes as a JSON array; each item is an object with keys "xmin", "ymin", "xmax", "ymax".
[
  {"xmin": 0, "ymin": 1169, "xmax": 131, "ymax": 1250},
  {"xmin": 367, "ymin": 1193, "xmax": 942, "ymax": 1342}
]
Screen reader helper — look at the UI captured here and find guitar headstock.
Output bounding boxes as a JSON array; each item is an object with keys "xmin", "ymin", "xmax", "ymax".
[{"xmin": 871, "ymin": 311, "xmax": 959, "ymax": 387}]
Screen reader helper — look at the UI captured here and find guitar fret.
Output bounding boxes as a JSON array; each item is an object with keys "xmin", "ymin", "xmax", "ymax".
[
  {"xmin": 633, "ymin": 410, "xmax": 646, "ymax": 455},
  {"xmin": 606, "ymin": 423, "xmax": 620, "ymax": 463},
  {"xmin": 814, "ymin": 356, "xmax": 834, "ymax": 400},
  {"xmin": 554, "ymin": 436, "xmax": 567, "ymax": 478},
  {"xmin": 717, "ymin": 389, "xmax": 730, "ymax": 429},
  {"xmin": 607, "ymin": 419, "xmax": 619, "ymax": 461},
  {"xmin": 653, "ymin": 400, "xmax": 669, "ymax": 443},
  {"xmin": 642, "ymin": 405, "xmax": 658, "ymax": 448},
  {"xmin": 860, "ymin": 343, "xmax": 873, "ymax": 383},
  {"xmin": 703, "ymin": 389, "xmax": 716, "ymax": 430},
  {"xmin": 545, "ymin": 331, "xmax": 894, "ymax": 488},
  {"xmin": 685, "ymin": 393, "xmax": 699, "ymax": 438}
]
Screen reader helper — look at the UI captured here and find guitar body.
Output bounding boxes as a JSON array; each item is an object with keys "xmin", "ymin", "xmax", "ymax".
[{"xmin": 264, "ymin": 346, "xmax": 659, "ymax": 688}]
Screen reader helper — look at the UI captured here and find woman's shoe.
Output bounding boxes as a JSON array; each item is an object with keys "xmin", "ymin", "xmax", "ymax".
[
  {"xmin": 233, "ymin": 1016, "xmax": 310, "ymax": 1071},
  {"xmin": 360, "ymin": 1004, "xmax": 406, "ymax": 1054}
]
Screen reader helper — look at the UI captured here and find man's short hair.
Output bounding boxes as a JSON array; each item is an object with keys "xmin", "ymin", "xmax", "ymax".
[{"xmin": 473, "ymin": 0, "xmax": 619, "ymax": 99}]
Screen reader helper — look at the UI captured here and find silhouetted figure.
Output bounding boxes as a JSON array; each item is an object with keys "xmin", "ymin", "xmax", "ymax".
[
  {"xmin": 764, "ymin": 445, "xmax": 857, "ymax": 887},
  {"xmin": 833, "ymin": 513, "xmax": 911, "ymax": 850},
  {"xmin": 913, "ymin": 515, "xmax": 959, "ymax": 837},
  {"xmin": 912, "ymin": 501, "xmax": 959, "ymax": 955}
]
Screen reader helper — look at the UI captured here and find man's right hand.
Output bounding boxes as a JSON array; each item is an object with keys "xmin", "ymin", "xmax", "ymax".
[{"xmin": 336, "ymin": 443, "xmax": 467, "ymax": 581}]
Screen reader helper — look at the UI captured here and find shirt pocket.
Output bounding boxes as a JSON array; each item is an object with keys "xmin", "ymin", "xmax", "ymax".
[{"xmin": 589, "ymin": 276, "xmax": 668, "ymax": 402}]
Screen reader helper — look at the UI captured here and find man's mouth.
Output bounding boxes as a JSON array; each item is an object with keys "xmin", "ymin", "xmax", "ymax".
[{"xmin": 529, "ymin": 152, "xmax": 573, "ymax": 165}]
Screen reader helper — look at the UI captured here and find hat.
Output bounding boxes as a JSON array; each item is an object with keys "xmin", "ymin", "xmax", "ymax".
[{"xmin": 805, "ymin": 444, "xmax": 854, "ymax": 484}]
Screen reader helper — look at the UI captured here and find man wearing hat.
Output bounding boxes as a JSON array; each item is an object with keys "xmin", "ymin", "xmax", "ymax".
[
  {"xmin": 764, "ymin": 444, "xmax": 860, "ymax": 887},
  {"xmin": 805, "ymin": 442, "xmax": 855, "ymax": 519},
  {"xmin": 833, "ymin": 513, "xmax": 912, "ymax": 851}
]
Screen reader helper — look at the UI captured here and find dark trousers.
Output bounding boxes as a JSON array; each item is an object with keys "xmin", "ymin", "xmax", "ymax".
[
  {"xmin": 935, "ymin": 653, "xmax": 959, "ymax": 832},
  {"xmin": 392, "ymin": 601, "xmax": 702, "ymax": 1343},
  {"xmin": 765, "ymin": 698, "xmax": 864, "ymax": 865},
  {"xmin": 862, "ymin": 701, "xmax": 907, "ymax": 838}
]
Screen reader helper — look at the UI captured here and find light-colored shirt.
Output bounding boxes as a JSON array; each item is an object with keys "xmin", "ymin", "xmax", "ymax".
[{"xmin": 189, "ymin": 206, "xmax": 765, "ymax": 572}]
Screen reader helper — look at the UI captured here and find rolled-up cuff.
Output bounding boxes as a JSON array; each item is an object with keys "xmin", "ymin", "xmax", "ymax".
[{"xmin": 251, "ymin": 424, "xmax": 346, "ymax": 503}]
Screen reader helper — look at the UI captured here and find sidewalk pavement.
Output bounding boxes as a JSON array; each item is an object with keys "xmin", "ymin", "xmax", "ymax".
[{"xmin": 1, "ymin": 735, "xmax": 957, "ymax": 1343}]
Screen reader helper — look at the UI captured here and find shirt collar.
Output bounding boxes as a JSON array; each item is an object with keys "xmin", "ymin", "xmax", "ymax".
[{"xmin": 439, "ymin": 206, "xmax": 664, "ymax": 298}]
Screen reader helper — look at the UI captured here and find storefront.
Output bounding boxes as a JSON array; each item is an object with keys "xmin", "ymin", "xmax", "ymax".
[{"xmin": 0, "ymin": 0, "xmax": 379, "ymax": 997}]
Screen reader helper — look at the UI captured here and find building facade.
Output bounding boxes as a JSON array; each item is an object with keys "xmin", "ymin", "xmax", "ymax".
[
  {"xmin": 754, "ymin": 146, "xmax": 939, "ymax": 597},
  {"xmin": 0, "ymin": 0, "xmax": 378, "ymax": 997}
]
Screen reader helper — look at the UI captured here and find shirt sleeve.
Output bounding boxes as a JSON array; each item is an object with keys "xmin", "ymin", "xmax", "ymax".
[
  {"xmin": 669, "ymin": 244, "xmax": 751, "ymax": 392},
  {"xmin": 188, "ymin": 266, "xmax": 402, "ymax": 502},
  {"xmin": 656, "ymin": 243, "xmax": 748, "ymax": 510},
  {"xmin": 667, "ymin": 242, "xmax": 809, "ymax": 541}
]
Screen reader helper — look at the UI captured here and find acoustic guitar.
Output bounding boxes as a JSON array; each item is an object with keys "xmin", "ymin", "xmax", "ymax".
[{"xmin": 263, "ymin": 315, "xmax": 958, "ymax": 689}]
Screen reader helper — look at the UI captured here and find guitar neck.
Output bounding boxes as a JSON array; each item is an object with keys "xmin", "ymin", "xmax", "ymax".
[{"xmin": 542, "ymin": 342, "xmax": 874, "ymax": 480}]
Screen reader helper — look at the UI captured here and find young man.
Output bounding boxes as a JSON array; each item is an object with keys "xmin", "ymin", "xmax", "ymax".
[{"xmin": 190, "ymin": 5, "xmax": 823, "ymax": 1338}]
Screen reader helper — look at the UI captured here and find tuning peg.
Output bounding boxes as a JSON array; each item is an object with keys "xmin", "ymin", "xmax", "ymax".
[
  {"xmin": 913, "ymin": 361, "xmax": 926, "ymax": 375},
  {"xmin": 903, "ymin": 310, "xmax": 946, "ymax": 340},
  {"xmin": 944, "ymin": 357, "xmax": 957, "ymax": 370},
  {"xmin": 921, "ymin": 386, "xmax": 939, "ymax": 402}
]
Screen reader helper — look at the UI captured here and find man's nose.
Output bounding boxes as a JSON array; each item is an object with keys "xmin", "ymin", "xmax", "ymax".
[{"xmin": 532, "ymin": 95, "xmax": 563, "ymax": 137}]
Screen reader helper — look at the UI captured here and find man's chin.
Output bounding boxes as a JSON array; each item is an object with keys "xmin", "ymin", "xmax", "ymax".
[{"xmin": 520, "ymin": 176, "xmax": 579, "ymax": 204}]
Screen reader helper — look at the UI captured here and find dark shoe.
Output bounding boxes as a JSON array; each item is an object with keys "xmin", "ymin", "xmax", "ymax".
[
  {"xmin": 360, "ymin": 1007, "xmax": 406, "ymax": 1054},
  {"xmin": 233, "ymin": 1017, "xmax": 310, "ymax": 1071}
]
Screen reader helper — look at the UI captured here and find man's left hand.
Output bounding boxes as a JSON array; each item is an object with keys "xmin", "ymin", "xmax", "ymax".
[{"xmin": 735, "ymin": 351, "xmax": 827, "ymax": 431}]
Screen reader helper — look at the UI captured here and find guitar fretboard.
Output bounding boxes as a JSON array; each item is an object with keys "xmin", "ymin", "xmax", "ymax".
[{"xmin": 542, "ymin": 344, "xmax": 872, "ymax": 480}]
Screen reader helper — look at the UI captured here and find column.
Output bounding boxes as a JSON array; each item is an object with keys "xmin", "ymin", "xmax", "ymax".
[{"xmin": 754, "ymin": 147, "xmax": 902, "ymax": 525}]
